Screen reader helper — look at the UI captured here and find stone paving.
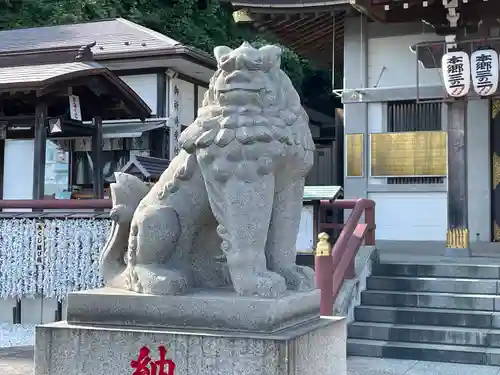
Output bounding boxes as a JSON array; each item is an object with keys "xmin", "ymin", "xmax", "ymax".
[
  {"xmin": 2, "ymin": 347, "xmax": 500, "ymax": 375},
  {"xmin": 0, "ymin": 346, "xmax": 33, "ymax": 375},
  {"xmin": 348, "ymin": 357, "xmax": 500, "ymax": 375}
]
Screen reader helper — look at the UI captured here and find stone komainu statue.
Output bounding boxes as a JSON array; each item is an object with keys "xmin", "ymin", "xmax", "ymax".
[{"xmin": 99, "ymin": 42, "xmax": 315, "ymax": 298}]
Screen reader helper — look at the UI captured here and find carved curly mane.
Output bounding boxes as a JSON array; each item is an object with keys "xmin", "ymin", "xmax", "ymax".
[{"xmin": 178, "ymin": 45, "xmax": 310, "ymax": 156}]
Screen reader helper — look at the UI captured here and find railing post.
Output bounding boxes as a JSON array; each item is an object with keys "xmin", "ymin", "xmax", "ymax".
[
  {"xmin": 315, "ymin": 232, "xmax": 334, "ymax": 316},
  {"xmin": 364, "ymin": 201, "xmax": 376, "ymax": 246}
]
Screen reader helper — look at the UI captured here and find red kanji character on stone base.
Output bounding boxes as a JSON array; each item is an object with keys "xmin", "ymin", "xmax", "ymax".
[
  {"xmin": 131, "ymin": 345, "xmax": 176, "ymax": 375},
  {"xmin": 131, "ymin": 346, "xmax": 153, "ymax": 375},
  {"xmin": 155, "ymin": 345, "xmax": 176, "ymax": 375}
]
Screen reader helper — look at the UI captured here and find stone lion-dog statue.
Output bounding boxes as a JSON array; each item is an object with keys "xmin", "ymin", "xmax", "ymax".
[{"xmin": 100, "ymin": 42, "xmax": 316, "ymax": 298}]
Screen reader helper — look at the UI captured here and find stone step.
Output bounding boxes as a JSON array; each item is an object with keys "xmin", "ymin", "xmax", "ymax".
[
  {"xmin": 366, "ymin": 276, "xmax": 499, "ymax": 295},
  {"xmin": 348, "ymin": 322, "xmax": 500, "ymax": 347},
  {"xmin": 354, "ymin": 305, "xmax": 500, "ymax": 329},
  {"xmin": 361, "ymin": 290, "xmax": 500, "ymax": 311},
  {"xmin": 372, "ymin": 263, "xmax": 500, "ymax": 279},
  {"xmin": 347, "ymin": 339, "xmax": 500, "ymax": 365}
]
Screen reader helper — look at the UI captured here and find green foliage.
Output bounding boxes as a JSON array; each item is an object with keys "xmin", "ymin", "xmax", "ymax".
[{"xmin": 0, "ymin": 0, "xmax": 335, "ymax": 112}]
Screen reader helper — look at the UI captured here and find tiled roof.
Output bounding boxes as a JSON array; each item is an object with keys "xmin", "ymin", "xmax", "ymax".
[
  {"xmin": 0, "ymin": 60, "xmax": 151, "ymax": 117},
  {"xmin": 303, "ymin": 186, "xmax": 343, "ymax": 201},
  {"xmin": 0, "ymin": 17, "xmax": 215, "ymax": 68},
  {"xmin": 135, "ymin": 155, "xmax": 170, "ymax": 179},
  {"xmin": 0, "ymin": 18, "xmax": 179, "ymax": 56},
  {"xmin": 0, "ymin": 61, "xmax": 98, "ymax": 85},
  {"xmin": 121, "ymin": 155, "xmax": 170, "ymax": 180}
]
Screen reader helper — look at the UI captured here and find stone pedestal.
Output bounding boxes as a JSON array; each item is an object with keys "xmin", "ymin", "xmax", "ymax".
[{"xmin": 34, "ymin": 288, "xmax": 346, "ymax": 375}]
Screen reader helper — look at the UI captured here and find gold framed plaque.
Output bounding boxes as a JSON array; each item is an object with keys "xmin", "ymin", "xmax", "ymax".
[
  {"xmin": 345, "ymin": 133, "xmax": 363, "ymax": 177},
  {"xmin": 370, "ymin": 131, "xmax": 447, "ymax": 177}
]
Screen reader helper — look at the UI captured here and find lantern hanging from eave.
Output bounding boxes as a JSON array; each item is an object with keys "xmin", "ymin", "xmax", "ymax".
[
  {"xmin": 441, "ymin": 50, "xmax": 471, "ymax": 98},
  {"xmin": 471, "ymin": 47, "xmax": 499, "ymax": 97}
]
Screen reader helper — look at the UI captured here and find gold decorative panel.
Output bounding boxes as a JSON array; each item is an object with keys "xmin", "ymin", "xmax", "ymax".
[
  {"xmin": 446, "ymin": 228, "xmax": 469, "ymax": 249},
  {"xmin": 345, "ymin": 134, "xmax": 363, "ymax": 177},
  {"xmin": 492, "ymin": 99, "xmax": 500, "ymax": 120},
  {"xmin": 491, "ymin": 99, "xmax": 500, "ymax": 241},
  {"xmin": 494, "ymin": 222, "xmax": 500, "ymax": 242},
  {"xmin": 370, "ymin": 131, "xmax": 447, "ymax": 177},
  {"xmin": 493, "ymin": 153, "xmax": 500, "ymax": 189}
]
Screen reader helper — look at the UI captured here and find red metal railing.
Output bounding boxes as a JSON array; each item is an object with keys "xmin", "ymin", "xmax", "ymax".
[
  {"xmin": 0, "ymin": 199, "xmax": 112, "ymax": 210},
  {"xmin": 315, "ymin": 198, "xmax": 375, "ymax": 316},
  {"xmin": 0, "ymin": 197, "xmax": 375, "ymax": 317}
]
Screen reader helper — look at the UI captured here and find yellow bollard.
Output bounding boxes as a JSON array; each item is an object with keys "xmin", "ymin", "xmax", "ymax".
[
  {"xmin": 315, "ymin": 232, "xmax": 332, "ymax": 256},
  {"xmin": 315, "ymin": 232, "xmax": 333, "ymax": 315}
]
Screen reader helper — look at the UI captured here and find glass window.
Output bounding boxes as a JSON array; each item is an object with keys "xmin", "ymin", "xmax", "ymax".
[{"xmin": 44, "ymin": 140, "xmax": 69, "ymax": 199}]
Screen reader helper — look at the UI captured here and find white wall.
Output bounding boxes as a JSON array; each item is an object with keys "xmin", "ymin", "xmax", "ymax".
[
  {"xmin": 119, "ymin": 74, "xmax": 158, "ymax": 115},
  {"xmin": 368, "ymin": 192, "xmax": 447, "ymax": 241},
  {"xmin": 118, "ymin": 74, "xmax": 205, "ymax": 124},
  {"xmin": 0, "ymin": 298, "xmax": 66, "ymax": 324},
  {"xmin": 467, "ymin": 99, "xmax": 491, "ymax": 241},
  {"xmin": 343, "ymin": 18, "xmax": 493, "ymax": 242},
  {"xmin": 368, "ymin": 31, "xmax": 443, "ymax": 88},
  {"xmin": 367, "ymin": 103, "xmax": 385, "ymax": 186},
  {"xmin": 177, "ymin": 79, "xmax": 196, "ymax": 126},
  {"xmin": 0, "ymin": 299, "xmax": 16, "ymax": 323},
  {"xmin": 197, "ymin": 86, "xmax": 208, "ymax": 111},
  {"xmin": 3, "ymin": 140, "xmax": 34, "ymax": 203},
  {"xmin": 21, "ymin": 298, "xmax": 61, "ymax": 324}
]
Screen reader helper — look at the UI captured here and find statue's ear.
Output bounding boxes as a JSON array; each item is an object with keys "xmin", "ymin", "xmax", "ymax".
[
  {"xmin": 213, "ymin": 46, "xmax": 233, "ymax": 64},
  {"xmin": 259, "ymin": 45, "xmax": 282, "ymax": 69}
]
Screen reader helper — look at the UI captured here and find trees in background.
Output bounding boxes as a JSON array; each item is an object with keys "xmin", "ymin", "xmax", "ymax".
[{"xmin": 0, "ymin": 0, "xmax": 336, "ymax": 112}]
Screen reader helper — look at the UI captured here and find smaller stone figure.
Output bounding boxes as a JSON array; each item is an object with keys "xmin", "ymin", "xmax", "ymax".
[{"xmin": 100, "ymin": 42, "xmax": 315, "ymax": 298}]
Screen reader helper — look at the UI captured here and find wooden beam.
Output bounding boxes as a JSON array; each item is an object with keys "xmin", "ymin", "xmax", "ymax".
[
  {"xmin": 244, "ymin": 9, "xmax": 344, "ymax": 68},
  {"xmin": 0, "ymin": 136, "xmax": 5, "ymax": 200},
  {"xmin": 91, "ymin": 116, "xmax": 104, "ymax": 199},
  {"xmin": 151, "ymin": 71, "xmax": 167, "ymax": 158},
  {"xmin": 288, "ymin": 22, "xmax": 336, "ymax": 49},
  {"xmin": 263, "ymin": 13, "xmax": 332, "ymax": 37},
  {"xmin": 269, "ymin": 14, "xmax": 317, "ymax": 30},
  {"xmin": 32, "ymin": 102, "xmax": 47, "ymax": 200},
  {"xmin": 351, "ymin": 0, "xmax": 386, "ymax": 22},
  {"xmin": 273, "ymin": 13, "xmax": 305, "ymax": 27}
]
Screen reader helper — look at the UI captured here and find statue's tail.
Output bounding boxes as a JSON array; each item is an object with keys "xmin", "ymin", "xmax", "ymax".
[{"xmin": 99, "ymin": 172, "xmax": 150, "ymax": 285}]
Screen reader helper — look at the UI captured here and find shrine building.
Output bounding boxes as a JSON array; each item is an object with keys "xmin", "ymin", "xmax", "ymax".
[{"xmin": 232, "ymin": 0, "xmax": 500, "ymax": 253}]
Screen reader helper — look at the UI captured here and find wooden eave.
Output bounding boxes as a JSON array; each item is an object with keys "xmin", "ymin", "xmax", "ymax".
[
  {"xmin": 232, "ymin": 0, "xmax": 500, "ymax": 68},
  {"xmin": 232, "ymin": 4, "xmax": 350, "ymax": 68},
  {"xmin": 354, "ymin": 0, "xmax": 498, "ymax": 32},
  {"xmin": 0, "ymin": 45, "xmax": 151, "ymax": 120},
  {"xmin": 121, "ymin": 154, "xmax": 170, "ymax": 181},
  {"xmin": 231, "ymin": 0, "xmax": 350, "ymax": 12}
]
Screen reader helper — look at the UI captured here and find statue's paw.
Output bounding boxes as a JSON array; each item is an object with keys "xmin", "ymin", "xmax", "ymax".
[
  {"xmin": 276, "ymin": 264, "xmax": 316, "ymax": 292},
  {"xmin": 109, "ymin": 205, "xmax": 124, "ymax": 221},
  {"xmin": 109, "ymin": 204, "xmax": 134, "ymax": 224},
  {"xmin": 233, "ymin": 271, "xmax": 287, "ymax": 298},
  {"xmin": 133, "ymin": 265, "xmax": 189, "ymax": 295}
]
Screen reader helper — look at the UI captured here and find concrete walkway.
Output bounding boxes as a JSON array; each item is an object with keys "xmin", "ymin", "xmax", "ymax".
[
  {"xmin": 348, "ymin": 357, "xmax": 500, "ymax": 375},
  {"xmin": 0, "ymin": 346, "xmax": 32, "ymax": 375},
  {"xmin": 1, "ymin": 346, "xmax": 500, "ymax": 375}
]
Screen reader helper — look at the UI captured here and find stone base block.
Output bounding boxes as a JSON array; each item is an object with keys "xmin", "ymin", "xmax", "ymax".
[
  {"xmin": 35, "ymin": 317, "xmax": 346, "ymax": 375},
  {"xmin": 66, "ymin": 287, "xmax": 321, "ymax": 333},
  {"xmin": 444, "ymin": 247, "xmax": 471, "ymax": 257}
]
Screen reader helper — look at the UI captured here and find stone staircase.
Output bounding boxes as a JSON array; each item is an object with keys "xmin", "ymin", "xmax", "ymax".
[{"xmin": 347, "ymin": 262, "xmax": 500, "ymax": 365}]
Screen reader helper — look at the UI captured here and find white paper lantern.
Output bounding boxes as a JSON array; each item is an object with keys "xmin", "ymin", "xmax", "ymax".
[
  {"xmin": 471, "ymin": 48, "xmax": 499, "ymax": 96},
  {"xmin": 441, "ymin": 50, "xmax": 471, "ymax": 97}
]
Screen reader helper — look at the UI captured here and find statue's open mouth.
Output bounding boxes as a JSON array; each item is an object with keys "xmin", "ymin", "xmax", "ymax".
[{"xmin": 217, "ymin": 86, "xmax": 262, "ymax": 93}]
